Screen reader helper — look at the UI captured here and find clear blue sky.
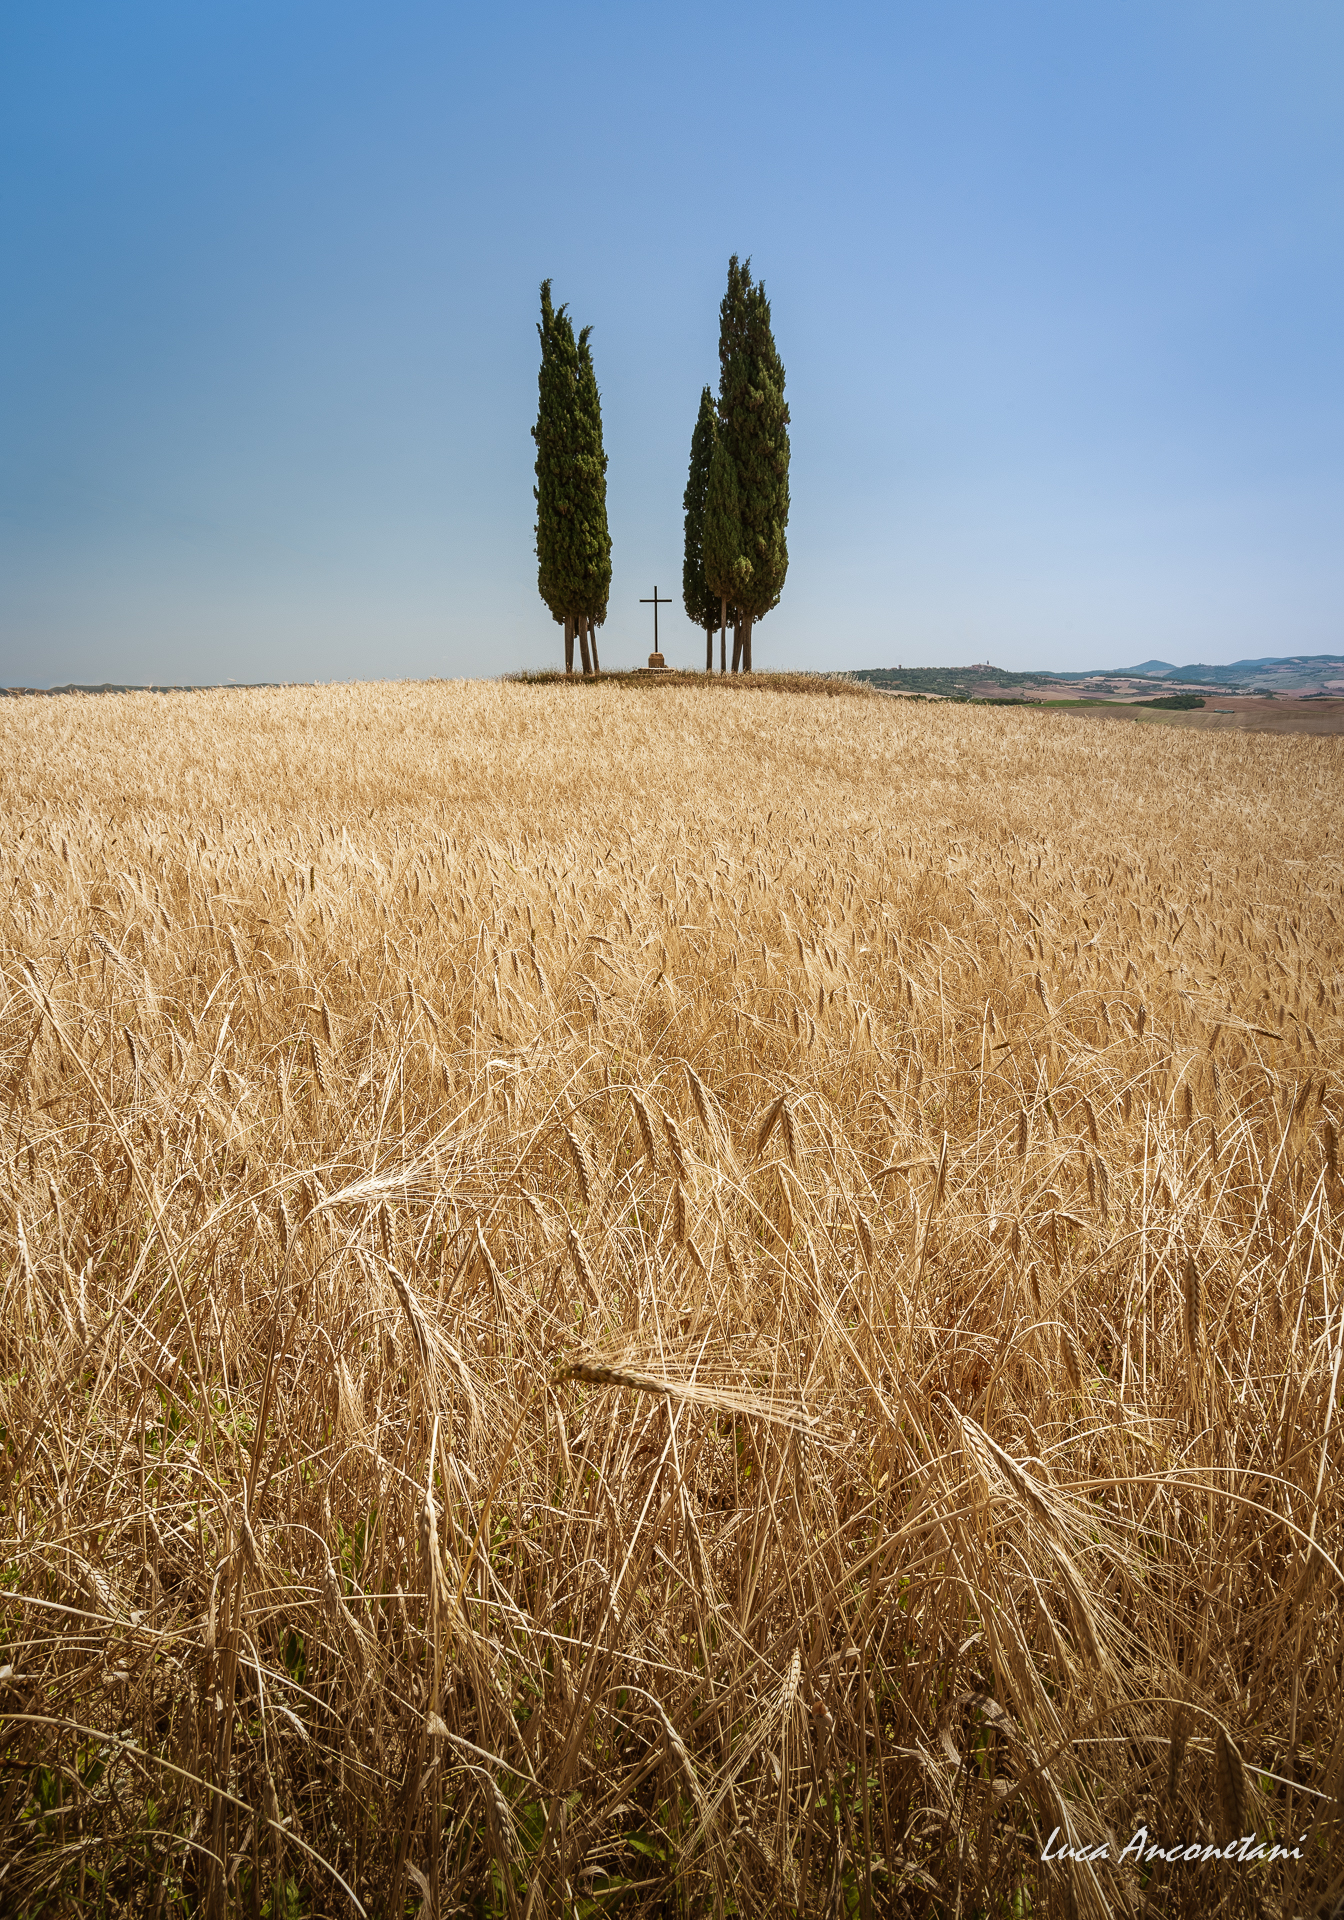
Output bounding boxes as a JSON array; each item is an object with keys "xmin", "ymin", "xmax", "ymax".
[{"xmin": 2, "ymin": 1, "xmax": 1341, "ymax": 685}]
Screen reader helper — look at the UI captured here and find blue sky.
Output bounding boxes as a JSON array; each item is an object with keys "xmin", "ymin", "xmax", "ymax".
[{"xmin": 2, "ymin": 1, "xmax": 1341, "ymax": 685}]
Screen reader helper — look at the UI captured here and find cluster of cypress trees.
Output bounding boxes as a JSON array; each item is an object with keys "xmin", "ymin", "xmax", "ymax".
[
  {"xmin": 532, "ymin": 281, "xmax": 611, "ymax": 675},
  {"xmin": 532, "ymin": 260, "xmax": 787, "ymax": 675},
  {"xmin": 683, "ymin": 257, "xmax": 790, "ymax": 672}
]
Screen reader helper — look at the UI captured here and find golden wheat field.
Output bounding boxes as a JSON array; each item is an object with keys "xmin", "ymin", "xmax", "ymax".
[{"xmin": 1, "ymin": 679, "xmax": 1341, "ymax": 1920}]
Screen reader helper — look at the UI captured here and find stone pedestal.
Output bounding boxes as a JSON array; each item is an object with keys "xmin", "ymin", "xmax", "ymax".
[{"xmin": 647, "ymin": 653, "xmax": 667, "ymax": 671}]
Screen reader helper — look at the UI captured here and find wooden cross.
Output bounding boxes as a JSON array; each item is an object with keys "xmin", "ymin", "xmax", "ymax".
[{"xmin": 640, "ymin": 585, "xmax": 671, "ymax": 656}]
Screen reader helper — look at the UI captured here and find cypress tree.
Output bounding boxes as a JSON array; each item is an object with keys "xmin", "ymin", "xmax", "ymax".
[
  {"xmin": 532, "ymin": 281, "xmax": 609, "ymax": 676},
  {"xmin": 702, "ymin": 437, "xmax": 745, "ymax": 676},
  {"xmin": 683, "ymin": 387, "xmax": 723, "ymax": 671},
  {"xmin": 533, "ymin": 282, "xmax": 576, "ymax": 670},
  {"xmin": 716, "ymin": 255, "xmax": 789, "ymax": 672},
  {"xmin": 572, "ymin": 325, "xmax": 611, "ymax": 674}
]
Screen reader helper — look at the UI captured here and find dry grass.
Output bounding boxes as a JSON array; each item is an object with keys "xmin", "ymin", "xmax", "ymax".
[
  {"xmin": 506, "ymin": 669, "xmax": 873, "ymax": 698},
  {"xmin": 0, "ymin": 679, "xmax": 1341, "ymax": 1920}
]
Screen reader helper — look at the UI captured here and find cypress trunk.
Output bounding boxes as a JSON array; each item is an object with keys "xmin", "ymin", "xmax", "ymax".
[
  {"xmin": 743, "ymin": 617, "xmax": 753, "ymax": 672},
  {"xmin": 731, "ymin": 618, "xmax": 743, "ymax": 673},
  {"xmin": 579, "ymin": 618, "xmax": 593, "ymax": 676},
  {"xmin": 589, "ymin": 623, "xmax": 600, "ymax": 673},
  {"xmin": 564, "ymin": 616, "xmax": 574, "ymax": 675}
]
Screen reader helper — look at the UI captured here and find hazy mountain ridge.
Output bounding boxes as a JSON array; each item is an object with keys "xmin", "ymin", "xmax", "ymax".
[
  {"xmin": 1104, "ymin": 654, "xmax": 1344, "ymax": 690},
  {"xmin": 851, "ymin": 654, "xmax": 1344, "ymax": 698}
]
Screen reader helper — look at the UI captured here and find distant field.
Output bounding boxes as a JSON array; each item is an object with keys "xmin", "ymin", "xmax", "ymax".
[
  {"xmin": 1119, "ymin": 694, "xmax": 1344, "ymax": 735},
  {"xmin": 1032, "ymin": 695, "xmax": 1344, "ymax": 736},
  {"xmin": 848, "ymin": 662, "xmax": 1344, "ymax": 733},
  {"xmin": 2, "ymin": 683, "xmax": 1341, "ymax": 1917}
]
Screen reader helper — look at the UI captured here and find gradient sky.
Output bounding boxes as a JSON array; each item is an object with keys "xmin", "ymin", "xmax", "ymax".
[{"xmin": 2, "ymin": 1, "xmax": 1341, "ymax": 686}]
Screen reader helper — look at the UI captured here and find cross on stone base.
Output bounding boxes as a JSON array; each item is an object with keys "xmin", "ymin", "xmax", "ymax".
[{"xmin": 640, "ymin": 585, "xmax": 672, "ymax": 670}]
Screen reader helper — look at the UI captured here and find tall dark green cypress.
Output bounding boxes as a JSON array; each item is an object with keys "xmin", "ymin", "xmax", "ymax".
[
  {"xmin": 572, "ymin": 326, "xmax": 611, "ymax": 673},
  {"xmin": 683, "ymin": 387, "xmax": 725, "ymax": 671},
  {"xmin": 717, "ymin": 255, "xmax": 789, "ymax": 672},
  {"xmin": 532, "ymin": 281, "xmax": 609, "ymax": 675},
  {"xmin": 533, "ymin": 282, "xmax": 578, "ymax": 671}
]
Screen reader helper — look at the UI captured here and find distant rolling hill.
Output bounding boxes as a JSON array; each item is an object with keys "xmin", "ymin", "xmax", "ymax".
[
  {"xmin": 850, "ymin": 654, "xmax": 1344, "ymax": 698},
  {"xmin": 1101, "ymin": 654, "xmax": 1344, "ymax": 690}
]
